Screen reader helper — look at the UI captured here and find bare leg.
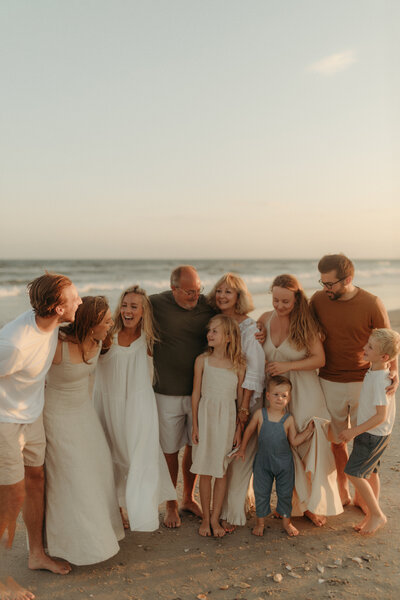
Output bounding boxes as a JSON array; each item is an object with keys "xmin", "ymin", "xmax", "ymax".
[
  {"xmin": 24, "ymin": 466, "xmax": 70, "ymax": 574},
  {"xmin": 210, "ymin": 476, "xmax": 226, "ymax": 538},
  {"xmin": 0, "ymin": 480, "xmax": 25, "ymax": 548},
  {"xmin": 181, "ymin": 445, "xmax": 202, "ymax": 518},
  {"xmin": 353, "ymin": 472, "xmax": 380, "ymax": 514},
  {"xmin": 348, "ymin": 474, "xmax": 386, "ymax": 534},
  {"xmin": 252, "ymin": 517, "xmax": 265, "ymax": 536},
  {"xmin": 331, "ymin": 442, "xmax": 351, "ymax": 505},
  {"xmin": 198, "ymin": 476, "xmax": 211, "ymax": 537},
  {"xmin": 163, "ymin": 451, "xmax": 181, "ymax": 527},
  {"xmin": 282, "ymin": 517, "xmax": 299, "ymax": 537}
]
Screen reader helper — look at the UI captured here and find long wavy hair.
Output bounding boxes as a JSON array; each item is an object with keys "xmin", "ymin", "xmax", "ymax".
[
  {"xmin": 111, "ymin": 285, "xmax": 156, "ymax": 353},
  {"xmin": 271, "ymin": 274, "xmax": 321, "ymax": 352},
  {"xmin": 206, "ymin": 314, "xmax": 246, "ymax": 373},
  {"xmin": 60, "ymin": 296, "xmax": 109, "ymax": 363},
  {"xmin": 207, "ymin": 272, "xmax": 254, "ymax": 315}
]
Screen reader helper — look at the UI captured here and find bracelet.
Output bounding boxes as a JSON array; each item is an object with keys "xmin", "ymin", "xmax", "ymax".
[{"xmin": 238, "ymin": 407, "xmax": 250, "ymax": 416}]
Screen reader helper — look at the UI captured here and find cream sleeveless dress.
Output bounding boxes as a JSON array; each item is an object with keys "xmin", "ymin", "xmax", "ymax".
[
  {"xmin": 94, "ymin": 332, "xmax": 176, "ymax": 532},
  {"xmin": 263, "ymin": 315, "xmax": 343, "ymax": 516},
  {"xmin": 191, "ymin": 357, "xmax": 238, "ymax": 479},
  {"xmin": 44, "ymin": 342, "xmax": 124, "ymax": 565}
]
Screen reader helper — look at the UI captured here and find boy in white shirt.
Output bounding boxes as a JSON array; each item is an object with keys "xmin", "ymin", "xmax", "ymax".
[{"xmin": 340, "ymin": 328, "xmax": 400, "ymax": 535}]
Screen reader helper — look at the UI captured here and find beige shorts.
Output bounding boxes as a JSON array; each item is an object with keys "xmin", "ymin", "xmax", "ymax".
[
  {"xmin": 0, "ymin": 414, "xmax": 46, "ymax": 485},
  {"xmin": 319, "ymin": 379, "xmax": 363, "ymax": 444},
  {"xmin": 155, "ymin": 394, "xmax": 193, "ymax": 454}
]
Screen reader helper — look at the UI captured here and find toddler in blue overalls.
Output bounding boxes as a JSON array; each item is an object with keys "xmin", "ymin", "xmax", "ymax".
[{"xmin": 236, "ymin": 375, "xmax": 314, "ymax": 537}]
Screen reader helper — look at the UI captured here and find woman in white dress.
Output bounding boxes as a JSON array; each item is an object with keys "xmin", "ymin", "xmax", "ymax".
[
  {"xmin": 94, "ymin": 285, "xmax": 176, "ymax": 532},
  {"xmin": 259, "ymin": 274, "xmax": 343, "ymax": 526},
  {"xmin": 207, "ymin": 273, "xmax": 265, "ymax": 531},
  {"xmin": 44, "ymin": 296, "xmax": 124, "ymax": 566}
]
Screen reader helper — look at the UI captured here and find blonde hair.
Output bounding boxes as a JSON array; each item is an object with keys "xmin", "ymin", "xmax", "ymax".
[
  {"xmin": 112, "ymin": 285, "xmax": 157, "ymax": 353},
  {"xmin": 206, "ymin": 314, "xmax": 245, "ymax": 373},
  {"xmin": 370, "ymin": 328, "xmax": 400, "ymax": 361},
  {"xmin": 207, "ymin": 273, "xmax": 254, "ymax": 315},
  {"xmin": 271, "ymin": 274, "xmax": 321, "ymax": 352}
]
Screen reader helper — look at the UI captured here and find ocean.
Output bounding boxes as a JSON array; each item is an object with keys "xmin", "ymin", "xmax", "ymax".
[{"xmin": 1, "ymin": 258, "xmax": 399, "ymax": 326}]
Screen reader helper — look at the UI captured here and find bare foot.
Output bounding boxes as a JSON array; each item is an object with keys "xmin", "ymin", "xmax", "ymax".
[
  {"xmin": 252, "ymin": 524, "xmax": 264, "ymax": 536},
  {"xmin": 120, "ymin": 507, "xmax": 130, "ymax": 529},
  {"xmin": 181, "ymin": 499, "xmax": 203, "ymax": 519},
  {"xmin": 360, "ymin": 513, "xmax": 387, "ymax": 535},
  {"xmin": 221, "ymin": 519, "xmax": 236, "ymax": 533},
  {"xmin": 28, "ymin": 552, "xmax": 71, "ymax": 574},
  {"xmin": 0, "ymin": 577, "xmax": 36, "ymax": 600},
  {"xmin": 340, "ymin": 489, "xmax": 352, "ymax": 507},
  {"xmin": 198, "ymin": 520, "xmax": 211, "ymax": 537},
  {"xmin": 283, "ymin": 518, "xmax": 299, "ymax": 537},
  {"xmin": 304, "ymin": 510, "xmax": 326, "ymax": 527},
  {"xmin": 353, "ymin": 515, "xmax": 369, "ymax": 532},
  {"xmin": 163, "ymin": 501, "xmax": 181, "ymax": 528},
  {"xmin": 211, "ymin": 520, "xmax": 226, "ymax": 538}
]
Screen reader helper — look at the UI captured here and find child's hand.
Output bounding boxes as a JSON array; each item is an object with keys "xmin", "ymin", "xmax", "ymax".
[
  {"xmin": 339, "ymin": 428, "xmax": 354, "ymax": 443},
  {"xmin": 305, "ymin": 420, "xmax": 315, "ymax": 438},
  {"xmin": 192, "ymin": 427, "xmax": 199, "ymax": 445}
]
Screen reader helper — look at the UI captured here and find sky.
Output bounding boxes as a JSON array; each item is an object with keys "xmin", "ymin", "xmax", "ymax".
[{"xmin": 1, "ymin": 0, "xmax": 399, "ymax": 259}]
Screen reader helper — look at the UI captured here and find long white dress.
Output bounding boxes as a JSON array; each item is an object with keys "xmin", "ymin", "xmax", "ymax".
[
  {"xmin": 263, "ymin": 315, "xmax": 343, "ymax": 517},
  {"xmin": 94, "ymin": 332, "xmax": 177, "ymax": 532},
  {"xmin": 220, "ymin": 318, "xmax": 265, "ymax": 526},
  {"xmin": 44, "ymin": 342, "xmax": 124, "ymax": 566}
]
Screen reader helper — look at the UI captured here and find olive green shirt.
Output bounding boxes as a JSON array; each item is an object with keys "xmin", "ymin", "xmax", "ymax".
[{"xmin": 150, "ymin": 291, "xmax": 215, "ymax": 396}]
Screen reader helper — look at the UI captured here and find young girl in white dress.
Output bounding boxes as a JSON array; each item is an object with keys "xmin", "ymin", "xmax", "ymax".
[
  {"xmin": 191, "ymin": 315, "xmax": 245, "ymax": 538},
  {"xmin": 94, "ymin": 285, "xmax": 176, "ymax": 532}
]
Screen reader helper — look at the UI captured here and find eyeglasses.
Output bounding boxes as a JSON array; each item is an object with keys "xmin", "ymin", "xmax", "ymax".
[
  {"xmin": 318, "ymin": 277, "xmax": 347, "ymax": 290},
  {"xmin": 176, "ymin": 286, "xmax": 204, "ymax": 298}
]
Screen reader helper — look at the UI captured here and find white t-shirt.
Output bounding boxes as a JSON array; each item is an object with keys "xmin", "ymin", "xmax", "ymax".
[
  {"xmin": 356, "ymin": 369, "xmax": 395, "ymax": 436},
  {"xmin": 0, "ymin": 310, "xmax": 58, "ymax": 423}
]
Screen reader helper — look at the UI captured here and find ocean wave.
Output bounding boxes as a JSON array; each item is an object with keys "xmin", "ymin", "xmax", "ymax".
[{"xmin": 0, "ymin": 286, "xmax": 24, "ymax": 298}]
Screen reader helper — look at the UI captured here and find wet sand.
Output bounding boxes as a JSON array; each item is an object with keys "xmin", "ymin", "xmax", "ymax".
[{"xmin": 1, "ymin": 310, "xmax": 400, "ymax": 600}]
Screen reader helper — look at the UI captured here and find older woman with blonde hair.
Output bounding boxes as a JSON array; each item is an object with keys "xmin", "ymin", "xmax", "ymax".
[
  {"xmin": 259, "ymin": 274, "xmax": 343, "ymax": 526},
  {"xmin": 94, "ymin": 285, "xmax": 176, "ymax": 532},
  {"xmin": 207, "ymin": 273, "xmax": 265, "ymax": 531}
]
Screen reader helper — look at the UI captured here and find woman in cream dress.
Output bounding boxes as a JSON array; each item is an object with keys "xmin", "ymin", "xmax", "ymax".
[
  {"xmin": 259, "ymin": 274, "xmax": 342, "ymax": 525},
  {"xmin": 94, "ymin": 285, "xmax": 176, "ymax": 532},
  {"xmin": 207, "ymin": 273, "xmax": 265, "ymax": 530},
  {"xmin": 44, "ymin": 296, "xmax": 124, "ymax": 566}
]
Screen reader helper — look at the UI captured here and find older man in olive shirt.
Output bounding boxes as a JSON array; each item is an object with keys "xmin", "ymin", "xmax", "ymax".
[{"xmin": 150, "ymin": 265, "xmax": 215, "ymax": 527}]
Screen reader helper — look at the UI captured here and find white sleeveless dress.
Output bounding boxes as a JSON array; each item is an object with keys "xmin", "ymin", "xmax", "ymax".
[
  {"xmin": 94, "ymin": 332, "xmax": 176, "ymax": 532},
  {"xmin": 191, "ymin": 357, "xmax": 238, "ymax": 479},
  {"xmin": 263, "ymin": 315, "xmax": 343, "ymax": 516},
  {"xmin": 44, "ymin": 342, "xmax": 124, "ymax": 565}
]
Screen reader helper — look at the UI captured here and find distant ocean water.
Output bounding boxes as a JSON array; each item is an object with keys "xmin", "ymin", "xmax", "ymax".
[{"xmin": 1, "ymin": 259, "xmax": 399, "ymax": 326}]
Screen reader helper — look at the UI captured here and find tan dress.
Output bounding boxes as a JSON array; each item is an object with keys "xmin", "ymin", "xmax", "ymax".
[
  {"xmin": 44, "ymin": 342, "xmax": 124, "ymax": 565},
  {"xmin": 191, "ymin": 357, "xmax": 237, "ymax": 479},
  {"xmin": 263, "ymin": 316, "xmax": 343, "ymax": 516}
]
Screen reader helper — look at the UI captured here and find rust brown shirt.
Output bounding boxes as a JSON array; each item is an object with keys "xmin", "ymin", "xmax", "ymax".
[{"xmin": 310, "ymin": 288, "xmax": 390, "ymax": 383}]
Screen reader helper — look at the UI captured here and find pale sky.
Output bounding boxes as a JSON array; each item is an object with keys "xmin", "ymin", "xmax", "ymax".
[{"xmin": 1, "ymin": 0, "xmax": 399, "ymax": 259}]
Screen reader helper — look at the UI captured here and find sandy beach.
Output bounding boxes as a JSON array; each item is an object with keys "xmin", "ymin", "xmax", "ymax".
[{"xmin": 1, "ymin": 310, "xmax": 400, "ymax": 600}]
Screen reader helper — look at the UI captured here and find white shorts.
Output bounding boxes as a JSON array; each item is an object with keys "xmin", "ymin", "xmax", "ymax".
[
  {"xmin": 155, "ymin": 394, "xmax": 193, "ymax": 454},
  {"xmin": 0, "ymin": 414, "xmax": 46, "ymax": 485},
  {"xmin": 319, "ymin": 379, "xmax": 363, "ymax": 444}
]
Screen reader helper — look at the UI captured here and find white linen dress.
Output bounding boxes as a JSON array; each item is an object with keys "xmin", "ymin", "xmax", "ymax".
[
  {"xmin": 263, "ymin": 315, "xmax": 343, "ymax": 517},
  {"xmin": 94, "ymin": 332, "xmax": 176, "ymax": 532},
  {"xmin": 220, "ymin": 317, "xmax": 265, "ymax": 525},
  {"xmin": 44, "ymin": 342, "xmax": 124, "ymax": 566}
]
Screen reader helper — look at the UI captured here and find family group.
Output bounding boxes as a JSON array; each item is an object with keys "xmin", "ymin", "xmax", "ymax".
[{"xmin": 0, "ymin": 254, "xmax": 399, "ymax": 588}]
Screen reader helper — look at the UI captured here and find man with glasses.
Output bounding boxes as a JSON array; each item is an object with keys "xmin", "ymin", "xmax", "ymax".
[
  {"xmin": 150, "ymin": 265, "xmax": 215, "ymax": 527},
  {"xmin": 311, "ymin": 254, "xmax": 398, "ymax": 507}
]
